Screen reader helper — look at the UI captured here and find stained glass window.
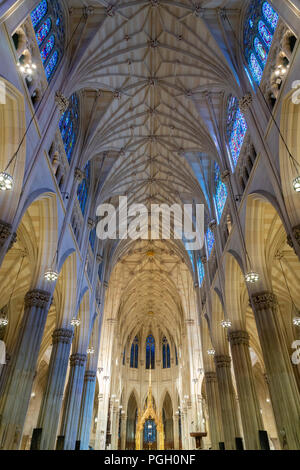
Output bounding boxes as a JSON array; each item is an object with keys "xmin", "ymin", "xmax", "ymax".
[
  {"xmin": 206, "ymin": 227, "xmax": 215, "ymax": 257},
  {"xmin": 175, "ymin": 346, "xmax": 178, "ymax": 366},
  {"xmin": 144, "ymin": 420, "xmax": 156, "ymax": 443},
  {"xmin": 59, "ymin": 94, "xmax": 80, "ymax": 163},
  {"xmin": 123, "ymin": 347, "xmax": 126, "ymax": 366},
  {"xmin": 244, "ymin": 1, "xmax": 278, "ymax": 86},
  {"xmin": 40, "ymin": 35, "xmax": 55, "ymax": 63},
  {"xmin": 89, "ymin": 227, "xmax": 96, "ymax": 252},
  {"xmin": 146, "ymin": 335, "xmax": 155, "ymax": 370},
  {"xmin": 31, "ymin": 0, "xmax": 65, "ymax": 83},
  {"xmin": 226, "ymin": 95, "xmax": 248, "ymax": 167},
  {"xmin": 130, "ymin": 336, "xmax": 139, "ymax": 369},
  {"xmin": 31, "ymin": 0, "xmax": 48, "ymax": 29},
  {"xmin": 77, "ymin": 162, "xmax": 90, "ymax": 216},
  {"xmin": 214, "ymin": 162, "xmax": 228, "ymax": 220},
  {"xmin": 36, "ymin": 18, "xmax": 52, "ymax": 46},
  {"xmin": 162, "ymin": 337, "xmax": 171, "ymax": 369},
  {"xmin": 197, "ymin": 257, "xmax": 205, "ymax": 286}
]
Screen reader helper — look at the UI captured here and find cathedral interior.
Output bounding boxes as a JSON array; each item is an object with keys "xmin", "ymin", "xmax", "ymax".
[{"xmin": 0, "ymin": 0, "xmax": 300, "ymax": 451}]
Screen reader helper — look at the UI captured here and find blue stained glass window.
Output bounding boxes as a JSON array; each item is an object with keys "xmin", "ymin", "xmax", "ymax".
[
  {"xmin": 122, "ymin": 348, "xmax": 126, "ymax": 365},
  {"xmin": 214, "ymin": 162, "xmax": 228, "ymax": 220},
  {"xmin": 59, "ymin": 94, "xmax": 80, "ymax": 163},
  {"xmin": 229, "ymin": 108, "xmax": 248, "ymax": 167},
  {"xmin": 144, "ymin": 420, "xmax": 156, "ymax": 443},
  {"xmin": 254, "ymin": 37, "xmax": 267, "ymax": 65},
  {"xmin": 258, "ymin": 20, "xmax": 273, "ymax": 48},
  {"xmin": 197, "ymin": 257, "xmax": 205, "ymax": 285},
  {"xmin": 77, "ymin": 162, "xmax": 90, "ymax": 216},
  {"xmin": 89, "ymin": 227, "xmax": 96, "ymax": 252},
  {"xmin": 162, "ymin": 337, "xmax": 171, "ymax": 369},
  {"xmin": 244, "ymin": 1, "xmax": 278, "ymax": 86},
  {"xmin": 262, "ymin": 2, "xmax": 279, "ymax": 30},
  {"xmin": 206, "ymin": 227, "xmax": 215, "ymax": 257},
  {"xmin": 249, "ymin": 53, "xmax": 263, "ymax": 84},
  {"xmin": 40, "ymin": 35, "xmax": 55, "ymax": 62},
  {"xmin": 31, "ymin": 0, "xmax": 48, "ymax": 29},
  {"xmin": 130, "ymin": 336, "xmax": 139, "ymax": 368},
  {"xmin": 45, "ymin": 50, "xmax": 58, "ymax": 79},
  {"xmin": 146, "ymin": 335, "xmax": 155, "ymax": 370},
  {"xmin": 36, "ymin": 18, "xmax": 51, "ymax": 46},
  {"xmin": 32, "ymin": 0, "xmax": 65, "ymax": 83}
]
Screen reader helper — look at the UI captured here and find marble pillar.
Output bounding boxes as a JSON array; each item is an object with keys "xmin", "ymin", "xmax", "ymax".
[
  {"xmin": 77, "ymin": 370, "xmax": 97, "ymax": 450},
  {"xmin": 60, "ymin": 353, "xmax": 87, "ymax": 450},
  {"xmin": 0, "ymin": 289, "xmax": 51, "ymax": 450},
  {"xmin": 214, "ymin": 355, "xmax": 241, "ymax": 450},
  {"xmin": 252, "ymin": 292, "xmax": 300, "ymax": 449},
  {"xmin": 37, "ymin": 328, "xmax": 73, "ymax": 449},
  {"xmin": 204, "ymin": 372, "xmax": 223, "ymax": 450}
]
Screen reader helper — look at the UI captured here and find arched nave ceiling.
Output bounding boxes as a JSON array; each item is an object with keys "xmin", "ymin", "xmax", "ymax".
[{"xmin": 64, "ymin": 0, "xmax": 245, "ymax": 332}]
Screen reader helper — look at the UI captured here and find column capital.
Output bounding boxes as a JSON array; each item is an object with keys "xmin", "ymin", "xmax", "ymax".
[
  {"xmin": 214, "ymin": 355, "xmax": 231, "ymax": 368},
  {"xmin": 239, "ymin": 93, "xmax": 253, "ymax": 114},
  {"xmin": 70, "ymin": 353, "xmax": 87, "ymax": 367},
  {"xmin": 208, "ymin": 220, "xmax": 217, "ymax": 232},
  {"xmin": 52, "ymin": 328, "xmax": 73, "ymax": 345},
  {"xmin": 84, "ymin": 370, "xmax": 97, "ymax": 382},
  {"xmin": 0, "ymin": 220, "xmax": 13, "ymax": 248},
  {"xmin": 287, "ymin": 224, "xmax": 300, "ymax": 253},
  {"xmin": 201, "ymin": 255, "xmax": 207, "ymax": 265},
  {"xmin": 204, "ymin": 371, "xmax": 217, "ymax": 383},
  {"xmin": 221, "ymin": 170, "xmax": 231, "ymax": 183},
  {"xmin": 228, "ymin": 330, "xmax": 250, "ymax": 346},
  {"xmin": 54, "ymin": 91, "xmax": 69, "ymax": 114},
  {"xmin": 25, "ymin": 289, "xmax": 51, "ymax": 309},
  {"xmin": 74, "ymin": 167, "xmax": 84, "ymax": 182},
  {"xmin": 251, "ymin": 291, "xmax": 277, "ymax": 311}
]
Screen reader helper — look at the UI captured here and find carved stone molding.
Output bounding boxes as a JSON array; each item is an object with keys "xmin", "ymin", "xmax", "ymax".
[
  {"xmin": 55, "ymin": 92, "xmax": 69, "ymax": 114},
  {"xmin": 208, "ymin": 220, "xmax": 217, "ymax": 232},
  {"xmin": 204, "ymin": 371, "xmax": 217, "ymax": 383},
  {"xmin": 201, "ymin": 256, "xmax": 207, "ymax": 265},
  {"xmin": 70, "ymin": 353, "xmax": 87, "ymax": 367},
  {"xmin": 221, "ymin": 170, "xmax": 231, "ymax": 183},
  {"xmin": 214, "ymin": 355, "xmax": 231, "ymax": 368},
  {"xmin": 74, "ymin": 167, "xmax": 84, "ymax": 182},
  {"xmin": 8, "ymin": 232, "xmax": 17, "ymax": 251},
  {"xmin": 52, "ymin": 328, "xmax": 73, "ymax": 345},
  {"xmin": 84, "ymin": 370, "xmax": 97, "ymax": 382},
  {"xmin": 251, "ymin": 292, "xmax": 277, "ymax": 312},
  {"xmin": 239, "ymin": 93, "xmax": 253, "ymax": 114},
  {"xmin": 228, "ymin": 330, "xmax": 250, "ymax": 347},
  {"xmin": 24, "ymin": 290, "xmax": 51, "ymax": 309},
  {"xmin": 0, "ymin": 220, "xmax": 13, "ymax": 249}
]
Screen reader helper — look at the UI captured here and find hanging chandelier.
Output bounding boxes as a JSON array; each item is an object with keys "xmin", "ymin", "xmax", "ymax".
[
  {"xmin": 221, "ymin": 319, "xmax": 232, "ymax": 329},
  {"xmin": 293, "ymin": 317, "xmax": 300, "ymax": 327},
  {"xmin": 0, "ymin": 172, "xmax": 13, "ymax": 191},
  {"xmin": 44, "ymin": 269, "xmax": 58, "ymax": 282},
  {"xmin": 245, "ymin": 271, "xmax": 260, "ymax": 284},
  {"xmin": 87, "ymin": 347, "xmax": 95, "ymax": 355},
  {"xmin": 207, "ymin": 349, "xmax": 215, "ymax": 356},
  {"xmin": 293, "ymin": 176, "xmax": 300, "ymax": 192},
  {"xmin": 0, "ymin": 317, "xmax": 8, "ymax": 327},
  {"xmin": 71, "ymin": 317, "xmax": 81, "ymax": 327}
]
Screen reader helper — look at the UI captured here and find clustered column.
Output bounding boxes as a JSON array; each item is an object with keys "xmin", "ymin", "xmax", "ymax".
[
  {"xmin": 251, "ymin": 292, "xmax": 300, "ymax": 449},
  {"xmin": 214, "ymin": 355, "xmax": 241, "ymax": 450},
  {"xmin": 77, "ymin": 370, "xmax": 97, "ymax": 450},
  {"xmin": 229, "ymin": 330, "xmax": 264, "ymax": 450},
  {"xmin": 37, "ymin": 328, "xmax": 74, "ymax": 450},
  {"xmin": 204, "ymin": 372, "xmax": 223, "ymax": 450},
  {"xmin": 60, "ymin": 353, "xmax": 87, "ymax": 450},
  {"xmin": 0, "ymin": 289, "xmax": 51, "ymax": 450}
]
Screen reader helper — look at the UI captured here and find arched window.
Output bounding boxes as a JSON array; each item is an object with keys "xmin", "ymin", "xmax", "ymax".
[
  {"xmin": 175, "ymin": 346, "xmax": 178, "ymax": 366},
  {"xmin": 77, "ymin": 162, "xmax": 90, "ymax": 216},
  {"xmin": 130, "ymin": 336, "xmax": 139, "ymax": 369},
  {"xmin": 146, "ymin": 335, "xmax": 155, "ymax": 369},
  {"xmin": 226, "ymin": 96, "xmax": 248, "ymax": 168},
  {"xmin": 206, "ymin": 227, "xmax": 215, "ymax": 258},
  {"xmin": 31, "ymin": 0, "xmax": 65, "ymax": 82},
  {"xmin": 89, "ymin": 227, "xmax": 96, "ymax": 253},
  {"xmin": 59, "ymin": 93, "xmax": 80, "ymax": 163},
  {"xmin": 244, "ymin": 1, "xmax": 278, "ymax": 85},
  {"xmin": 144, "ymin": 420, "xmax": 156, "ymax": 443},
  {"xmin": 162, "ymin": 337, "xmax": 171, "ymax": 369},
  {"xmin": 122, "ymin": 347, "xmax": 126, "ymax": 366},
  {"xmin": 197, "ymin": 257, "xmax": 205, "ymax": 286},
  {"xmin": 214, "ymin": 162, "xmax": 228, "ymax": 221}
]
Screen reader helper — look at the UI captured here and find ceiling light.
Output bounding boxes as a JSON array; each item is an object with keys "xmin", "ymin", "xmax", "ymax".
[
  {"xmin": 207, "ymin": 349, "xmax": 215, "ymax": 356},
  {"xmin": 0, "ymin": 172, "xmax": 13, "ymax": 191},
  {"xmin": 221, "ymin": 320, "xmax": 232, "ymax": 329},
  {"xmin": 44, "ymin": 269, "xmax": 58, "ymax": 282},
  {"xmin": 71, "ymin": 317, "xmax": 81, "ymax": 327},
  {"xmin": 293, "ymin": 317, "xmax": 300, "ymax": 327},
  {"xmin": 245, "ymin": 271, "xmax": 260, "ymax": 284},
  {"xmin": 293, "ymin": 176, "xmax": 300, "ymax": 192},
  {"xmin": 0, "ymin": 317, "xmax": 8, "ymax": 327}
]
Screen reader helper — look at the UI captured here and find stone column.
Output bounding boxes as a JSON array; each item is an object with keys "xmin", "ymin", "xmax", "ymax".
[
  {"xmin": 173, "ymin": 414, "xmax": 180, "ymax": 450},
  {"xmin": 77, "ymin": 370, "xmax": 97, "ymax": 450},
  {"xmin": 111, "ymin": 405, "xmax": 119, "ymax": 450},
  {"xmin": 229, "ymin": 331, "xmax": 263, "ymax": 450},
  {"xmin": 0, "ymin": 289, "xmax": 51, "ymax": 450},
  {"xmin": 37, "ymin": 328, "xmax": 73, "ymax": 450},
  {"xmin": 214, "ymin": 355, "xmax": 241, "ymax": 450},
  {"xmin": 204, "ymin": 372, "xmax": 223, "ymax": 450},
  {"xmin": 252, "ymin": 292, "xmax": 300, "ymax": 449},
  {"xmin": 60, "ymin": 353, "xmax": 87, "ymax": 450},
  {"xmin": 120, "ymin": 413, "xmax": 127, "ymax": 450}
]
